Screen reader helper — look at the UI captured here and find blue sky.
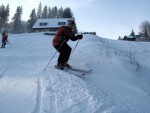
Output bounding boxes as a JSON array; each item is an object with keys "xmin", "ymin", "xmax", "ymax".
[{"xmin": 1, "ymin": 0, "xmax": 150, "ymax": 39}]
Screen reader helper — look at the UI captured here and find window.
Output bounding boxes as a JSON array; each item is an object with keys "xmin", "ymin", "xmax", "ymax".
[
  {"xmin": 58, "ymin": 22, "xmax": 66, "ymax": 26},
  {"xmin": 39, "ymin": 23, "xmax": 47, "ymax": 26}
]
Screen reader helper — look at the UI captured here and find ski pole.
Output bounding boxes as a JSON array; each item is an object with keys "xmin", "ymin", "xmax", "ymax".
[
  {"xmin": 43, "ymin": 40, "xmax": 66, "ymax": 71},
  {"xmin": 71, "ymin": 39, "xmax": 80, "ymax": 54}
]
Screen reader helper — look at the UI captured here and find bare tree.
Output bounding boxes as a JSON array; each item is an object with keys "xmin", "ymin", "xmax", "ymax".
[{"xmin": 139, "ymin": 20, "xmax": 150, "ymax": 41}]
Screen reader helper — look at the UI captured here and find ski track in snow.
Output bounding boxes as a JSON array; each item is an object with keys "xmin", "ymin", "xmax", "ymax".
[
  {"xmin": 0, "ymin": 66, "xmax": 8, "ymax": 78},
  {"xmin": 32, "ymin": 78, "xmax": 43, "ymax": 113},
  {"xmin": 42, "ymin": 71, "xmax": 58, "ymax": 113}
]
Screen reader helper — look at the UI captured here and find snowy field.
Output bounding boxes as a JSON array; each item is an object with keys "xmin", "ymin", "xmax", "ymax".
[{"xmin": 0, "ymin": 33, "xmax": 150, "ymax": 113}]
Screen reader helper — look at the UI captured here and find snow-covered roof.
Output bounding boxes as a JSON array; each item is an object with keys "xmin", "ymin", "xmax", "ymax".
[{"xmin": 32, "ymin": 18, "xmax": 73, "ymax": 29}]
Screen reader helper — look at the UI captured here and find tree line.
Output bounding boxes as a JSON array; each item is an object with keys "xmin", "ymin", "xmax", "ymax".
[
  {"xmin": 0, "ymin": 2, "xmax": 75, "ymax": 34},
  {"xmin": 118, "ymin": 20, "xmax": 150, "ymax": 42}
]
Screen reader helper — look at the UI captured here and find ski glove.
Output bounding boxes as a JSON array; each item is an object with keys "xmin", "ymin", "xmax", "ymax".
[{"xmin": 77, "ymin": 35, "xmax": 83, "ymax": 39}]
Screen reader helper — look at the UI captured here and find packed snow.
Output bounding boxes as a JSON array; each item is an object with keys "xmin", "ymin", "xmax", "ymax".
[{"xmin": 0, "ymin": 33, "xmax": 150, "ymax": 113}]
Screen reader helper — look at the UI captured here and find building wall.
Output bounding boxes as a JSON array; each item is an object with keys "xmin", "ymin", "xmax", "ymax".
[{"xmin": 33, "ymin": 27, "xmax": 59, "ymax": 32}]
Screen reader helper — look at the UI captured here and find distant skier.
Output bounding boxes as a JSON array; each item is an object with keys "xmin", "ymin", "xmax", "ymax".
[
  {"xmin": 1, "ymin": 31, "xmax": 8, "ymax": 48},
  {"xmin": 52, "ymin": 20, "xmax": 83, "ymax": 70}
]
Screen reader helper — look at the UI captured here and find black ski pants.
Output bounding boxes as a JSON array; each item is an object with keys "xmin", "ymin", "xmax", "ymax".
[
  {"xmin": 54, "ymin": 43, "xmax": 72, "ymax": 64},
  {"xmin": 1, "ymin": 42, "xmax": 6, "ymax": 48}
]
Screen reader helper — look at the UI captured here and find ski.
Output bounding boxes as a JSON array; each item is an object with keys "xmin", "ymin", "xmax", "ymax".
[
  {"xmin": 64, "ymin": 66, "xmax": 92, "ymax": 77},
  {"xmin": 65, "ymin": 69, "xmax": 86, "ymax": 77},
  {"xmin": 65, "ymin": 67, "xmax": 92, "ymax": 73},
  {"xmin": 54, "ymin": 65, "xmax": 86, "ymax": 77}
]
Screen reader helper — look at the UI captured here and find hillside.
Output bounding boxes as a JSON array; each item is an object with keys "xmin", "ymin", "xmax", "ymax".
[{"xmin": 0, "ymin": 33, "xmax": 150, "ymax": 113}]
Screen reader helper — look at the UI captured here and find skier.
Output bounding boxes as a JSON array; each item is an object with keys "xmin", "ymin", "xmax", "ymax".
[
  {"xmin": 1, "ymin": 31, "xmax": 7, "ymax": 48},
  {"xmin": 52, "ymin": 20, "xmax": 83, "ymax": 70}
]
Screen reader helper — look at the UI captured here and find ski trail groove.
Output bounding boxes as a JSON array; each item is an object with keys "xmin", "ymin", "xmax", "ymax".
[
  {"xmin": 32, "ymin": 78, "xmax": 43, "ymax": 113},
  {"xmin": 0, "ymin": 66, "xmax": 8, "ymax": 78},
  {"xmin": 41, "ymin": 71, "xmax": 58, "ymax": 113}
]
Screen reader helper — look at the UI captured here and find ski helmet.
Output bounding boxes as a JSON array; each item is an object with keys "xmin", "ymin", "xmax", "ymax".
[{"xmin": 66, "ymin": 20, "xmax": 75, "ymax": 26}]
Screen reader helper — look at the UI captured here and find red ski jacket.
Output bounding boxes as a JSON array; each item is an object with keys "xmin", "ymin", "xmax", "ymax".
[
  {"xmin": 2, "ymin": 33, "xmax": 7, "ymax": 43},
  {"xmin": 52, "ymin": 26, "xmax": 78, "ymax": 47}
]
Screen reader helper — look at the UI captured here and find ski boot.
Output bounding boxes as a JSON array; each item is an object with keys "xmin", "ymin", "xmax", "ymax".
[
  {"xmin": 55, "ymin": 62, "xmax": 64, "ymax": 70},
  {"xmin": 63, "ymin": 62, "xmax": 72, "ymax": 68}
]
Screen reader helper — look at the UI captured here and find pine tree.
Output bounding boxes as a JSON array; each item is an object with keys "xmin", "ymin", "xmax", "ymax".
[
  {"xmin": 12, "ymin": 6, "xmax": 23, "ymax": 33},
  {"xmin": 51, "ymin": 6, "xmax": 58, "ymax": 18},
  {"xmin": 57, "ymin": 6, "xmax": 63, "ymax": 18},
  {"xmin": 0, "ymin": 4, "xmax": 9, "ymax": 32},
  {"xmin": 47, "ymin": 7, "xmax": 52, "ymax": 18},
  {"xmin": 28, "ymin": 8, "xmax": 37, "ymax": 32},
  {"xmin": 4, "ymin": 4, "xmax": 9, "ymax": 32},
  {"xmin": 41, "ymin": 5, "xmax": 48, "ymax": 19},
  {"xmin": 0, "ymin": 5, "xmax": 5, "ymax": 32},
  {"xmin": 118, "ymin": 36, "xmax": 121, "ymax": 40},
  {"xmin": 37, "ymin": 2, "xmax": 42, "ymax": 19},
  {"xmin": 5, "ymin": 4, "xmax": 9, "ymax": 21},
  {"xmin": 62, "ymin": 7, "xmax": 73, "ymax": 18},
  {"xmin": 130, "ymin": 29, "xmax": 135, "ymax": 36}
]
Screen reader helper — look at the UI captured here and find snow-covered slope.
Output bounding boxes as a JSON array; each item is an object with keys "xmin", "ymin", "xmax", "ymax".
[{"xmin": 0, "ymin": 33, "xmax": 150, "ymax": 113}]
